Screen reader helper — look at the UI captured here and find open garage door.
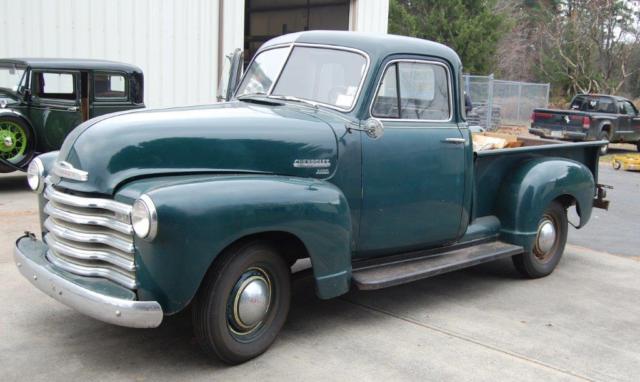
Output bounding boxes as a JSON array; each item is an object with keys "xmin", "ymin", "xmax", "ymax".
[{"xmin": 244, "ymin": 0, "xmax": 350, "ymax": 63}]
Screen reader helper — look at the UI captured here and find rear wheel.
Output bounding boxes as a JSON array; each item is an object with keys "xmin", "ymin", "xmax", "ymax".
[
  {"xmin": 598, "ymin": 131, "xmax": 610, "ymax": 156},
  {"xmin": 0, "ymin": 116, "xmax": 34, "ymax": 173},
  {"xmin": 192, "ymin": 241, "xmax": 291, "ymax": 364},
  {"xmin": 512, "ymin": 201, "xmax": 568, "ymax": 278},
  {"xmin": 636, "ymin": 141, "xmax": 640, "ymax": 152}
]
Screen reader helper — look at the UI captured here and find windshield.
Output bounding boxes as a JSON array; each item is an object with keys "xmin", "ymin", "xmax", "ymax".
[
  {"xmin": 236, "ymin": 45, "xmax": 368, "ymax": 110},
  {"xmin": 0, "ymin": 65, "xmax": 26, "ymax": 92}
]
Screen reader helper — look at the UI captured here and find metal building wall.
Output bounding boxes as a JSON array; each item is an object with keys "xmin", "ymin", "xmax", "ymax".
[
  {"xmin": 350, "ymin": 0, "xmax": 389, "ymax": 33},
  {"xmin": 0, "ymin": 0, "xmax": 220, "ymax": 109}
]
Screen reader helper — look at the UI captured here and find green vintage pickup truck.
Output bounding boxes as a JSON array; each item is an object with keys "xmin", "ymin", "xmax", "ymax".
[{"xmin": 14, "ymin": 31, "xmax": 608, "ymax": 364}]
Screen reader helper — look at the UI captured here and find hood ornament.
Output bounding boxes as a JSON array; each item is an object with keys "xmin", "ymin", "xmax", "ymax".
[{"xmin": 52, "ymin": 161, "xmax": 88, "ymax": 182}]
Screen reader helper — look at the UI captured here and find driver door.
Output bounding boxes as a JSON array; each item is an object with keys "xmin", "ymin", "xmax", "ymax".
[
  {"xmin": 217, "ymin": 49, "xmax": 244, "ymax": 101},
  {"xmin": 27, "ymin": 70, "xmax": 82, "ymax": 151},
  {"xmin": 357, "ymin": 59, "xmax": 466, "ymax": 257}
]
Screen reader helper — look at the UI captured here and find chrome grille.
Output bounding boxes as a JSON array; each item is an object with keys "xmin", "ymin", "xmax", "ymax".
[{"xmin": 43, "ymin": 185, "xmax": 137, "ymax": 290}]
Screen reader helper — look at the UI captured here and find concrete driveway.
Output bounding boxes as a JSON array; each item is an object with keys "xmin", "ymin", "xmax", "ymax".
[{"xmin": 1, "ymin": 170, "xmax": 639, "ymax": 381}]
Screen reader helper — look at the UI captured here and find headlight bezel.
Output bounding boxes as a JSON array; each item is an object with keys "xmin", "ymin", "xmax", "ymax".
[
  {"xmin": 26, "ymin": 157, "xmax": 44, "ymax": 193},
  {"xmin": 131, "ymin": 194, "xmax": 158, "ymax": 241}
]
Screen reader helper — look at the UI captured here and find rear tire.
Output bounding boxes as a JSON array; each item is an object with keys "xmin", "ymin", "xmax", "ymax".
[
  {"xmin": 598, "ymin": 131, "xmax": 610, "ymax": 156},
  {"xmin": 0, "ymin": 116, "xmax": 35, "ymax": 173},
  {"xmin": 192, "ymin": 241, "xmax": 291, "ymax": 364},
  {"xmin": 512, "ymin": 201, "xmax": 568, "ymax": 278},
  {"xmin": 636, "ymin": 141, "xmax": 640, "ymax": 152}
]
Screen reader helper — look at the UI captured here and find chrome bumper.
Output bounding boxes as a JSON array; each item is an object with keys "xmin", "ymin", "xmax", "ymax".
[{"xmin": 14, "ymin": 235, "xmax": 163, "ymax": 328}]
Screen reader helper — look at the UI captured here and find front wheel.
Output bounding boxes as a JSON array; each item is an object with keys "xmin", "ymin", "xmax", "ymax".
[
  {"xmin": 192, "ymin": 241, "xmax": 291, "ymax": 364},
  {"xmin": 512, "ymin": 201, "xmax": 568, "ymax": 278},
  {"xmin": 0, "ymin": 116, "xmax": 35, "ymax": 173}
]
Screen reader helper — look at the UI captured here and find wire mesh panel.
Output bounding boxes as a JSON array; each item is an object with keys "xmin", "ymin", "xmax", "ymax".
[{"xmin": 464, "ymin": 74, "xmax": 549, "ymax": 130}]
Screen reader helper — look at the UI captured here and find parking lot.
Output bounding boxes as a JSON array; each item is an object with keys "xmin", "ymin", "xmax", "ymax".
[{"xmin": 1, "ymin": 160, "xmax": 639, "ymax": 381}]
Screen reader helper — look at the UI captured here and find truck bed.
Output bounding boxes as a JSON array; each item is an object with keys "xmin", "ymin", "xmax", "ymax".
[{"xmin": 472, "ymin": 136, "xmax": 603, "ymax": 220}]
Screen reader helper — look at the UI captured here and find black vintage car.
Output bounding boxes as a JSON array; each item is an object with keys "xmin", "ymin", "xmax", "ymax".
[
  {"xmin": 529, "ymin": 94, "xmax": 640, "ymax": 155},
  {"xmin": 0, "ymin": 58, "xmax": 144, "ymax": 172}
]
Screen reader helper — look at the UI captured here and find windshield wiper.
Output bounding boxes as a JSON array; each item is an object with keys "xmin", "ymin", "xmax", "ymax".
[
  {"xmin": 268, "ymin": 95, "xmax": 319, "ymax": 109},
  {"xmin": 237, "ymin": 93, "xmax": 284, "ymax": 105}
]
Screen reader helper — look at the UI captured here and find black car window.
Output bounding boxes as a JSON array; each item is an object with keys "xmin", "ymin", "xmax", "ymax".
[
  {"xmin": 34, "ymin": 72, "xmax": 76, "ymax": 100},
  {"xmin": 623, "ymin": 101, "xmax": 637, "ymax": 115},
  {"xmin": 372, "ymin": 61, "xmax": 451, "ymax": 121},
  {"xmin": 94, "ymin": 72, "xmax": 127, "ymax": 99}
]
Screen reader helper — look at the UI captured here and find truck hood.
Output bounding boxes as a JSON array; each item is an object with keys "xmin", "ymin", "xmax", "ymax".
[{"xmin": 56, "ymin": 102, "xmax": 339, "ymax": 194}]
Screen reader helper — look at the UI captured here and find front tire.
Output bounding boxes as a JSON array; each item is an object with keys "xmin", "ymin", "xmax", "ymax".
[
  {"xmin": 512, "ymin": 201, "xmax": 568, "ymax": 278},
  {"xmin": 192, "ymin": 241, "xmax": 291, "ymax": 364},
  {"xmin": 0, "ymin": 116, "xmax": 35, "ymax": 173}
]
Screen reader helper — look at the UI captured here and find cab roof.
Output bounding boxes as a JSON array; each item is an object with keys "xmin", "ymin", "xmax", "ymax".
[
  {"xmin": 260, "ymin": 30, "xmax": 462, "ymax": 69},
  {"xmin": 0, "ymin": 58, "xmax": 142, "ymax": 74}
]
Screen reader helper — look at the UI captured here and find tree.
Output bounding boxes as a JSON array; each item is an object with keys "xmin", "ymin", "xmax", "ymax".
[
  {"xmin": 533, "ymin": 0, "xmax": 640, "ymax": 96},
  {"xmin": 388, "ymin": 0, "xmax": 509, "ymax": 74}
]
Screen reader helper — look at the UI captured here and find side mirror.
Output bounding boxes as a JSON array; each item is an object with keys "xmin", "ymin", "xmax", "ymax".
[
  {"xmin": 465, "ymin": 93, "xmax": 473, "ymax": 114},
  {"xmin": 363, "ymin": 118, "xmax": 384, "ymax": 139}
]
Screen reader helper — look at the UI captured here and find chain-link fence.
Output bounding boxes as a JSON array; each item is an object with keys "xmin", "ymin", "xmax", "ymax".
[{"xmin": 464, "ymin": 74, "xmax": 550, "ymax": 131}]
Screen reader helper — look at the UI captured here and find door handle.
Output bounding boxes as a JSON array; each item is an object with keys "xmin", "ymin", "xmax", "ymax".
[
  {"xmin": 67, "ymin": 106, "xmax": 79, "ymax": 112},
  {"xmin": 443, "ymin": 138, "xmax": 466, "ymax": 144}
]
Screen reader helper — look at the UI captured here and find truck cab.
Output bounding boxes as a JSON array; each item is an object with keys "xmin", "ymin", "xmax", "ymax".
[
  {"xmin": 14, "ymin": 32, "xmax": 606, "ymax": 365},
  {"xmin": 0, "ymin": 58, "xmax": 144, "ymax": 172}
]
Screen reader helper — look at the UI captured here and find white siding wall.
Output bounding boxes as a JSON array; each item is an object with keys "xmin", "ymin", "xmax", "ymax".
[
  {"xmin": 350, "ymin": 0, "xmax": 389, "ymax": 33},
  {"xmin": 0, "ymin": 0, "xmax": 220, "ymax": 109},
  {"xmin": 0, "ymin": 0, "xmax": 389, "ymax": 107}
]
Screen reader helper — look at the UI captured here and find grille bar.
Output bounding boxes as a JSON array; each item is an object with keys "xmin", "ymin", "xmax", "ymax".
[
  {"xmin": 44, "ymin": 234, "xmax": 135, "ymax": 272},
  {"xmin": 45, "ymin": 186, "xmax": 132, "ymax": 215},
  {"xmin": 44, "ymin": 218, "xmax": 134, "ymax": 253},
  {"xmin": 44, "ymin": 202, "xmax": 133, "ymax": 235},
  {"xmin": 46, "ymin": 249, "xmax": 138, "ymax": 290}
]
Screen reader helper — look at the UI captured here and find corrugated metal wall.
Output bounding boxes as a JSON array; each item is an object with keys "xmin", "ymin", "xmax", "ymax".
[
  {"xmin": 350, "ymin": 0, "xmax": 389, "ymax": 33},
  {"xmin": 0, "ymin": 0, "xmax": 220, "ymax": 108},
  {"xmin": 0, "ymin": 0, "xmax": 388, "ymax": 109}
]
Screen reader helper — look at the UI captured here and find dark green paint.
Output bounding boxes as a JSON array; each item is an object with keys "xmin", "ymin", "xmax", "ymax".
[{"xmin": 28, "ymin": 32, "xmax": 602, "ymax": 314}]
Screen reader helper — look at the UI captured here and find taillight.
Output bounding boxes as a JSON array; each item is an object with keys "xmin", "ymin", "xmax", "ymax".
[{"xmin": 582, "ymin": 116, "xmax": 590, "ymax": 129}]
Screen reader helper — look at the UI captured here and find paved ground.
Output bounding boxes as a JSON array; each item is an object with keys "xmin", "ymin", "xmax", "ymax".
[
  {"xmin": 1, "ymin": 166, "xmax": 639, "ymax": 381},
  {"xmin": 568, "ymin": 147, "xmax": 640, "ymax": 257}
]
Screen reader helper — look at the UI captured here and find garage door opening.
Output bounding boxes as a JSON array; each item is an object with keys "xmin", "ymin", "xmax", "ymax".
[{"xmin": 244, "ymin": 0, "xmax": 351, "ymax": 64}]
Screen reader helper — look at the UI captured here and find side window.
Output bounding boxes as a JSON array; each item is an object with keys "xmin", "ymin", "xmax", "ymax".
[
  {"xmin": 94, "ymin": 72, "xmax": 127, "ymax": 99},
  {"xmin": 597, "ymin": 98, "xmax": 616, "ymax": 113},
  {"xmin": 372, "ymin": 64, "xmax": 399, "ymax": 118},
  {"xmin": 371, "ymin": 61, "xmax": 451, "ymax": 121},
  {"xmin": 624, "ymin": 101, "xmax": 637, "ymax": 115},
  {"xmin": 34, "ymin": 72, "xmax": 76, "ymax": 100}
]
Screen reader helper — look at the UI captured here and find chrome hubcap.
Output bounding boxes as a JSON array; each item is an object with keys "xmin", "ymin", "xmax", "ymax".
[
  {"xmin": 3, "ymin": 136, "xmax": 12, "ymax": 147},
  {"xmin": 236, "ymin": 276, "xmax": 270, "ymax": 327},
  {"xmin": 228, "ymin": 267, "xmax": 272, "ymax": 336},
  {"xmin": 534, "ymin": 218, "xmax": 557, "ymax": 260}
]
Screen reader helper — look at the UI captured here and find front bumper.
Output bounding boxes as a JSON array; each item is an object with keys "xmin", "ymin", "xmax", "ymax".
[
  {"xmin": 14, "ymin": 235, "xmax": 163, "ymax": 328},
  {"xmin": 529, "ymin": 127, "xmax": 587, "ymax": 140}
]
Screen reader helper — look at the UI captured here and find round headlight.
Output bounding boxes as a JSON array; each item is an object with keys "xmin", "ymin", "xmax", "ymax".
[
  {"xmin": 26, "ymin": 158, "xmax": 44, "ymax": 193},
  {"xmin": 132, "ymin": 195, "xmax": 158, "ymax": 240}
]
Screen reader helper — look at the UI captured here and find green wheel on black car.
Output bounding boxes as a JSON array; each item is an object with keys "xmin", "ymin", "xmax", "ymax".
[{"xmin": 0, "ymin": 116, "xmax": 34, "ymax": 173}]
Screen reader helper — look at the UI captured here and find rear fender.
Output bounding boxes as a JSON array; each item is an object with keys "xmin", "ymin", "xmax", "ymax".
[
  {"xmin": 496, "ymin": 158, "xmax": 594, "ymax": 250},
  {"xmin": 117, "ymin": 175, "xmax": 352, "ymax": 314}
]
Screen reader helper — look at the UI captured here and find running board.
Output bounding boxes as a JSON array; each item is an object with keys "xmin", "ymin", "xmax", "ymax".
[{"xmin": 352, "ymin": 241, "xmax": 524, "ymax": 290}]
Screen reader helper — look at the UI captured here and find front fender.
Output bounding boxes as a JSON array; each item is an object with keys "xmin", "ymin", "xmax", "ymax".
[
  {"xmin": 117, "ymin": 175, "xmax": 352, "ymax": 314},
  {"xmin": 497, "ymin": 158, "xmax": 594, "ymax": 250}
]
